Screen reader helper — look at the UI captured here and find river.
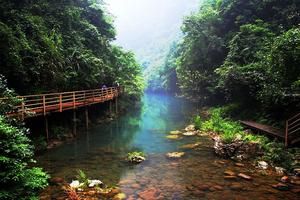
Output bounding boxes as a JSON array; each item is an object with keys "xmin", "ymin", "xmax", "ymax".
[{"xmin": 37, "ymin": 93, "xmax": 298, "ymax": 199}]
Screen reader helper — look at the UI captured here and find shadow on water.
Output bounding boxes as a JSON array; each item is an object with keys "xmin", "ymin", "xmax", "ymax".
[{"xmin": 37, "ymin": 93, "xmax": 299, "ymax": 199}]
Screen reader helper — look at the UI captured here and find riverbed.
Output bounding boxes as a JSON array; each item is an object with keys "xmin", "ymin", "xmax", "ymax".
[{"xmin": 37, "ymin": 93, "xmax": 299, "ymax": 199}]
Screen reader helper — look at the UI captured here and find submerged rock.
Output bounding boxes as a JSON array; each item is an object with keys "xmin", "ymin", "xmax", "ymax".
[
  {"xmin": 128, "ymin": 155, "xmax": 146, "ymax": 164},
  {"xmin": 180, "ymin": 143, "xmax": 201, "ymax": 149},
  {"xmin": 113, "ymin": 193, "xmax": 127, "ymax": 200},
  {"xmin": 235, "ymin": 163, "xmax": 245, "ymax": 167},
  {"xmin": 138, "ymin": 188, "xmax": 160, "ymax": 200},
  {"xmin": 224, "ymin": 170, "xmax": 236, "ymax": 176},
  {"xmin": 166, "ymin": 135, "xmax": 180, "ymax": 139},
  {"xmin": 272, "ymin": 183, "xmax": 289, "ymax": 191},
  {"xmin": 169, "ymin": 130, "xmax": 182, "ymax": 135},
  {"xmin": 166, "ymin": 152, "xmax": 185, "ymax": 158},
  {"xmin": 280, "ymin": 176, "xmax": 289, "ymax": 183},
  {"xmin": 238, "ymin": 173, "xmax": 252, "ymax": 180}
]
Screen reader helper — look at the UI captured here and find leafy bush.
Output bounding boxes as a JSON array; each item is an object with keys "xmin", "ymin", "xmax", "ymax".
[
  {"xmin": 0, "ymin": 115, "xmax": 49, "ymax": 200},
  {"xmin": 262, "ymin": 142, "xmax": 293, "ymax": 169},
  {"xmin": 193, "ymin": 115, "xmax": 202, "ymax": 130}
]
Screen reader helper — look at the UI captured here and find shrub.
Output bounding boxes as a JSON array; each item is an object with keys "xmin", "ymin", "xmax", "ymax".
[
  {"xmin": 0, "ymin": 115, "xmax": 49, "ymax": 200},
  {"xmin": 193, "ymin": 115, "xmax": 202, "ymax": 130}
]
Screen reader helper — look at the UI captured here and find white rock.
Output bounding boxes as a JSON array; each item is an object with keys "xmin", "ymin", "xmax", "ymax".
[
  {"xmin": 166, "ymin": 152, "xmax": 185, "ymax": 158},
  {"xmin": 70, "ymin": 180, "xmax": 80, "ymax": 188},
  {"xmin": 182, "ymin": 131, "xmax": 197, "ymax": 136},
  {"xmin": 88, "ymin": 179, "xmax": 103, "ymax": 188},
  {"xmin": 185, "ymin": 125, "xmax": 195, "ymax": 132},
  {"xmin": 258, "ymin": 161, "xmax": 268, "ymax": 170},
  {"xmin": 275, "ymin": 167, "xmax": 285, "ymax": 175}
]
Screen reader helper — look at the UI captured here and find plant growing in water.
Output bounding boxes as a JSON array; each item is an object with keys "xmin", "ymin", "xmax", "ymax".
[
  {"xmin": 75, "ymin": 169, "xmax": 89, "ymax": 187},
  {"xmin": 127, "ymin": 151, "xmax": 146, "ymax": 163}
]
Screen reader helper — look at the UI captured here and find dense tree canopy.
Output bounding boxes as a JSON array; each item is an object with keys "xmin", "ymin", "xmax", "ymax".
[
  {"xmin": 170, "ymin": 0, "xmax": 300, "ymax": 114},
  {"xmin": 0, "ymin": 0, "xmax": 143, "ymax": 96}
]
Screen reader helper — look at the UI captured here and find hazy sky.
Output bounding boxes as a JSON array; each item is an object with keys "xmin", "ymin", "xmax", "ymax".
[{"xmin": 104, "ymin": 0, "xmax": 199, "ymax": 52}]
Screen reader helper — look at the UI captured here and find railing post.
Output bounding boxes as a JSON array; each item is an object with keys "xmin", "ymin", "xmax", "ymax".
[
  {"xmin": 59, "ymin": 94, "xmax": 62, "ymax": 112},
  {"xmin": 21, "ymin": 98, "xmax": 25, "ymax": 121},
  {"xmin": 73, "ymin": 92, "xmax": 76, "ymax": 109},
  {"xmin": 43, "ymin": 95, "xmax": 46, "ymax": 116},
  {"xmin": 92, "ymin": 90, "xmax": 95, "ymax": 102},
  {"xmin": 285, "ymin": 120, "xmax": 288, "ymax": 147}
]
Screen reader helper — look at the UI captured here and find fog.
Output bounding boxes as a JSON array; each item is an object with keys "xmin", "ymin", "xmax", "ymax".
[{"xmin": 105, "ymin": 0, "xmax": 199, "ymax": 59}]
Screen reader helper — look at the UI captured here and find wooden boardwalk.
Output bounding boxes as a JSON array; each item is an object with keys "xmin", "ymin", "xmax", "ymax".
[
  {"xmin": 0, "ymin": 87, "xmax": 121, "ymax": 120},
  {"xmin": 240, "ymin": 121, "xmax": 284, "ymax": 139},
  {"xmin": 241, "ymin": 113, "xmax": 300, "ymax": 147}
]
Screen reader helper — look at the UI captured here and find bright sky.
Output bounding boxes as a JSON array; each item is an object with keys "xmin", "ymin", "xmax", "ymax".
[{"xmin": 104, "ymin": 0, "xmax": 199, "ymax": 51}]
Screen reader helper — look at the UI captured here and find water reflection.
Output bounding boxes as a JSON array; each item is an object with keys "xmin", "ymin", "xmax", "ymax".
[{"xmin": 37, "ymin": 93, "xmax": 195, "ymax": 184}]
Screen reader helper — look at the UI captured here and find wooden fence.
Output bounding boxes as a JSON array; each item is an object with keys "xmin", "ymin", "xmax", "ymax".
[{"xmin": 0, "ymin": 87, "xmax": 121, "ymax": 120}]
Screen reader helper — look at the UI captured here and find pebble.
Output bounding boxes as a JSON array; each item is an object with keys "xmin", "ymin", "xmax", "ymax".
[
  {"xmin": 291, "ymin": 188, "xmax": 300, "ymax": 193},
  {"xmin": 166, "ymin": 135, "xmax": 180, "ymax": 139},
  {"xmin": 238, "ymin": 173, "xmax": 252, "ymax": 180},
  {"xmin": 169, "ymin": 130, "xmax": 182, "ymax": 135},
  {"xmin": 224, "ymin": 170, "xmax": 236, "ymax": 176},
  {"xmin": 271, "ymin": 183, "xmax": 289, "ymax": 191},
  {"xmin": 229, "ymin": 182, "xmax": 243, "ymax": 190},
  {"xmin": 224, "ymin": 176, "xmax": 237, "ymax": 180},
  {"xmin": 166, "ymin": 152, "xmax": 185, "ymax": 158},
  {"xmin": 235, "ymin": 163, "xmax": 245, "ymax": 167},
  {"xmin": 113, "ymin": 193, "xmax": 127, "ymax": 200},
  {"xmin": 138, "ymin": 188, "xmax": 160, "ymax": 200},
  {"xmin": 280, "ymin": 176, "xmax": 289, "ymax": 183},
  {"xmin": 131, "ymin": 183, "xmax": 141, "ymax": 189},
  {"xmin": 213, "ymin": 185, "xmax": 223, "ymax": 190}
]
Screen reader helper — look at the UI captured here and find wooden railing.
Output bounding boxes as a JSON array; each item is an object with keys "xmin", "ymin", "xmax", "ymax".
[
  {"xmin": 0, "ymin": 87, "xmax": 121, "ymax": 120},
  {"xmin": 285, "ymin": 112, "xmax": 300, "ymax": 146}
]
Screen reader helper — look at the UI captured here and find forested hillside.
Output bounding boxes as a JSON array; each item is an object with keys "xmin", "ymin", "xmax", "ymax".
[
  {"xmin": 0, "ymin": 0, "xmax": 143, "ymax": 96},
  {"xmin": 165, "ymin": 0, "xmax": 300, "ymax": 116},
  {"xmin": 0, "ymin": 1, "xmax": 143, "ymax": 199}
]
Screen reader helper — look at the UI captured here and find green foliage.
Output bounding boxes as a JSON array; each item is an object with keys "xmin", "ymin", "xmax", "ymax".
[
  {"xmin": 174, "ymin": 0, "xmax": 300, "ymax": 113},
  {"xmin": 201, "ymin": 108, "xmax": 244, "ymax": 143},
  {"xmin": 261, "ymin": 142, "xmax": 293, "ymax": 169},
  {"xmin": 0, "ymin": 0, "xmax": 143, "ymax": 99},
  {"xmin": 75, "ymin": 169, "xmax": 89, "ymax": 187},
  {"xmin": 0, "ymin": 115, "xmax": 49, "ymax": 200},
  {"xmin": 193, "ymin": 115, "xmax": 202, "ymax": 130},
  {"xmin": 202, "ymin": 107, "xmax": 293, "ymax": 167}
]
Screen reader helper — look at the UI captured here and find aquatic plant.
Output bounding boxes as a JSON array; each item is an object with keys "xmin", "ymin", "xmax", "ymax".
[
  {"xmin": 127, "ymin": 151, "xmax": 146, "ymax": 163},
  {"xmin": 75, "ymin": 170, "xmax": 89, "ymax": 187}
]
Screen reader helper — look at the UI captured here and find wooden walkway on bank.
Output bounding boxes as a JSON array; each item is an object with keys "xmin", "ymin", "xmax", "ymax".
[
  {"xmin": 0, "ymin": 87, "xmax": 121, "ymax": 120},
  {"xmin": 240, "ymin": 121, "xmax": 284, "ymax": 139},
  {"xmin": 240, "ymin": 113, "xmax": 300, "ymax": 147}
]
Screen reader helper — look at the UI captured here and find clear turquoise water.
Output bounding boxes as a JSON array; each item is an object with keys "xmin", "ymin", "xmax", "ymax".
[{"xmin": 37, "ymin": 93, "xmax": 298, "ymax": 199}]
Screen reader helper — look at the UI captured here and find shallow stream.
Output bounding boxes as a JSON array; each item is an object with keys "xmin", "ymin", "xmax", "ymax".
[{"xmin": 37, "ymin": 93, "xmax": 299, "ymax": 199}]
